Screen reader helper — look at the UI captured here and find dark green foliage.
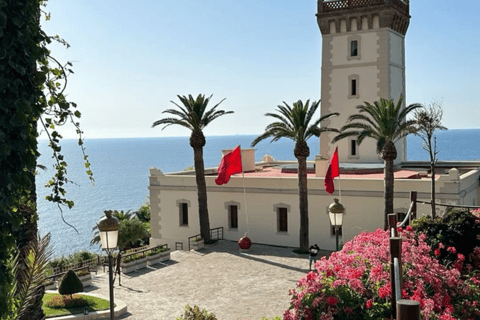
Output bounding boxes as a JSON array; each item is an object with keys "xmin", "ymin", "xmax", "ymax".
[
  {"xmin": 412, "ymin": 208, "xmax": 480, "ymax": 269},
  {"xmin": 58, "ymin": 270, "xmax": 83, "ymax": 298},
  {"xmin": 175, "ymin": 305, "xmax": 217, "ymax": 320},
  {"xmin": 135, "ymin": 201, "xmax": 151, "ymax": 223},
  {"xmin": 117, "ymin": 218, "xmax": 151, "ymax": 251}
]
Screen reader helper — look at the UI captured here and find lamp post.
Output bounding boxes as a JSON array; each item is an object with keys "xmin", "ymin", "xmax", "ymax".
[
  {"xmin": 97, "ymin": 210, "xmax": 119, "ymax": 320},
  {"xmin": 328, "ymin": 198, "xmax": 344, "ymax": 251}
]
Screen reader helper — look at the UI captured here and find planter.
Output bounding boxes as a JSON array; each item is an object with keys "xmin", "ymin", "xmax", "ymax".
[
  {"xmin": 191, "ymin": 239, "xmax": 204, "ymax": 251},
  {"xmin": 147, "ymin": 250, "xmax": 171, "ymax": 266},
  {"xmin": 78, "ymin": 273, "xmax": 92, "ymax": 287},
  {"xmin": 120, "ymin": 260, "xmax": 137, "ymax": 274},
  {"xmin": 135, "ymin": 257, "xmax": 147, "ymax": 271}
]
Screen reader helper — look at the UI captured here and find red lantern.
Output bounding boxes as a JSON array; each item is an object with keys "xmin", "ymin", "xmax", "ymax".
[{"xmin": 238, "ymin": 233, "xmax": 251, "ymax": 249}]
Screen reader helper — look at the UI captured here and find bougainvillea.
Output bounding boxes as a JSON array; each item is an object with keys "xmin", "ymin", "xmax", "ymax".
[{"xmin": 284, "ymin": 227, "xmax": 480, "ymax": 320}]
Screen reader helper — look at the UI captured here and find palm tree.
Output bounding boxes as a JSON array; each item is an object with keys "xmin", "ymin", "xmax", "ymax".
[
  {"xmin": 252, "ymin": 100, "xmax": 339, "ymax": 251},
  {"xmin": 152, "ymin": 94, "xmax": 233, "ymax": 242},
  {"xmin": 332, "ymin": 96, "xmax": 421, "ymax": 229},
  {"xmin": 412, "ymin": 102, "xmax": 447, "ymax": 219},
  {"xmin": 90, "ymin": 210, "xmax": 134, "ymax": 246}
]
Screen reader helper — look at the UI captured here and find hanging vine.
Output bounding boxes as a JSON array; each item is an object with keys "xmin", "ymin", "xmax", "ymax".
[{"xmin": 0, "ymin": 0, "xmax": 92, "ymax": 317}]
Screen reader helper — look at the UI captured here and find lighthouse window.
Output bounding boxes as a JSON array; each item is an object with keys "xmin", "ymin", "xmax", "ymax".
[
  {"xmin": 351, "ymin": 40, "xmax": 358, "ymax": 56},
  {"xmin": 351, "ymin": 79, "xmax": 357, "ymax": 96},
  {"xmin": 351, "ymin": 140, "xmax": 357, "ymax": 156}
]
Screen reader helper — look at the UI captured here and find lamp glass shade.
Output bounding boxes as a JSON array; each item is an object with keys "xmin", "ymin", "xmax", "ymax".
[
  {"xmin": 99, "ymin": 229, "xmax": 118, "ymax": 250},
  {"xmin": 329, "ymin": 211, "xmax": 343, "ymax": 226}
]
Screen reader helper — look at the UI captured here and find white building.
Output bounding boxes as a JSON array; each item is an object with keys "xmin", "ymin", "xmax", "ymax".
[{"xmin": 149, "ymin": 0, "xmax": 480, "ymax": 251}]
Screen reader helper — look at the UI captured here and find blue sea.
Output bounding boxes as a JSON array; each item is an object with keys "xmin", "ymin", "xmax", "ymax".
[{"xmin": 36, "ymin": 130, "xmax": 477, "ymax": 257}]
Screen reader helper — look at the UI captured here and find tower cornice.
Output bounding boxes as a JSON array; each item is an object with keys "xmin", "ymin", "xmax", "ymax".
[{"xmin": 317, "ymin": 0, "xmax": 410, "ymax": 35}]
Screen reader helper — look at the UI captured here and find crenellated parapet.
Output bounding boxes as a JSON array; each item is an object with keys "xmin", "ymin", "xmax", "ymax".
[{"xmin": 317, "ymin": 0, "xmax": 410, "ymax": 35}]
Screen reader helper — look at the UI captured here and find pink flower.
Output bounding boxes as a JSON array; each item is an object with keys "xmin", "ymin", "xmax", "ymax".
[
  {"xmin": 447, "ymin": 246, "xmax": 457, "ymax": 254},
  {"xmin": 378, "ymin": 284, "xmax": 391, "ymax": 299},
  {"xmin": 325, "ymin": 296, "xmax": 338, "ymax": 306},
  {"xmin": 438, "ymin": 243, "xmax": 445, "ymax": 249},
  {"xmin": 366, "ymin": 299, "xmax": 373, "ymax": 309},
  {"xmin": 406, "ymin": 225, "xmax": 413, "ymax": 232},
  {"xmin": 434, "ymin": 249, "xmax": 441, "ymax": 257}
]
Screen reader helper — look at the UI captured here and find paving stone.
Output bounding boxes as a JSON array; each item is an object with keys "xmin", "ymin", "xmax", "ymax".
[{"xmin": 86, "ymin": 240, "xmax": 331, "ymax": 320}]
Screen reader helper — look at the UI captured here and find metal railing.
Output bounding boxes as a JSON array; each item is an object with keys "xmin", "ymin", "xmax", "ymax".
[
  {"xmin": 188, "ymin": 227, "xmax": 225, "ymax": 251},
  {"xmin": 321, "ymin": 0, "xmax": 409, "ymax": 14},
  {"xmin": 210, "ymin": 227, "xmax": 224, "ymax": 240},
  {"xmin": 398, "ymin": 191, "xmax": 480, "ymax": 228}
]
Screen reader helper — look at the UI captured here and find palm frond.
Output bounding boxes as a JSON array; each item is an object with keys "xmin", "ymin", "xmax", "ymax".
[{"xmin": 14, "ymin": 233, "xmax": 53, "ymax": 319}]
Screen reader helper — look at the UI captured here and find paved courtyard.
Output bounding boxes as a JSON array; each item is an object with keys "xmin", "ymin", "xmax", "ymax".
[{"xmin": 86, "ymin": 240, "xmax": 331, "ymax": 320}]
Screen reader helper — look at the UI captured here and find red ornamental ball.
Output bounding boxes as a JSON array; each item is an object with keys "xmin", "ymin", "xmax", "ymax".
[{"xmin": 238, "ymin": 235, "xmax": 251, "ymax": 249}]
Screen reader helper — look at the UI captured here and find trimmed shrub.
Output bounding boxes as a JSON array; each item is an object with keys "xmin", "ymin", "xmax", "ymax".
[
  {"xmin": 58, "ymin": 270, "xmax": 84, "ymax": 298},
  {"xmin": 175, "ymin": 305, "xmax": 217, "ymax": 320}
]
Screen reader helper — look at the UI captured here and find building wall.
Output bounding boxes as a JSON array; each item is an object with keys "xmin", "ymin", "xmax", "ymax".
[{"xmin": 149, "ymin": 167, "xmax": 479, "ymax": 251}]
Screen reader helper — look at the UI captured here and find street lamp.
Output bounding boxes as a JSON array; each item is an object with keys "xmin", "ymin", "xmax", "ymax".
[
  {"xmin": 328, "ymin": 198, "xmax": 344, "ymax": 251},
  {"xmin": 97, "ymin": 210, "xmax": 119, "ymax": 320}
]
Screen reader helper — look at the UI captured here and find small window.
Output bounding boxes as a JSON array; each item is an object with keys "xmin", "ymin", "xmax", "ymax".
[
  {"xmin": 278, "ymin": 207, "xmax": 288, "ymax": 232},
  {"xmin": 351, "ymin": 139, "xmax": 357, "ymax": 156},
  {"xmin": 351, "ymin": 79, "xmax": 357, "ymax": 96},
  {"xmin": 180, "ymin": 203, "xmax": 188, "ymax": 226},
  {"xmin": 350, "ymin": 40, "xmax": 358, "ymax": 56},
  {"xmin": 330, "ymin": 225, "xmax": 343, "ymax": 237},
  {"xmin": 229, "ymin": 205, "xmax": 238, "ymax": 229}
]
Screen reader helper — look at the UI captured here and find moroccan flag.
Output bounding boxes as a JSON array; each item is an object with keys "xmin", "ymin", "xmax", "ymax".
[
  {"xmin": 324, "ymin": 146, "xmax": 340, "ymax": 194},
  {"xmin": 215, "ymin": 145, "xmax": 243, "ymax": 185}
]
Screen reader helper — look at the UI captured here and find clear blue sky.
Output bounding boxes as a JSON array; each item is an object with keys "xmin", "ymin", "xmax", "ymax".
[{"xmin": 41, "ymin": 0, "xmax": 479, "ymax": 139}]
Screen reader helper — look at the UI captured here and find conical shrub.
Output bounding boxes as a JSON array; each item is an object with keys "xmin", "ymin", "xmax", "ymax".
[{"xmin": 58, "ymin": 270, "xmax": 83, "ymax": 298}]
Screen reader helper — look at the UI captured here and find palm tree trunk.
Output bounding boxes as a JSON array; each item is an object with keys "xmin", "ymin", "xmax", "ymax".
[
  {"xmin": 193, "ymin": 145, "xmax": 211, "ymax": 242},
  {"xmin": 431, "ymin": 163, "xmax": 436, "ymax": 219},
  {"xmin": 297, "ymin": 156, "xmax": 309, "ymax": 251},
  {"xmin": 384, "ymin": 159, "xmax": 394, "ymax": 230}
]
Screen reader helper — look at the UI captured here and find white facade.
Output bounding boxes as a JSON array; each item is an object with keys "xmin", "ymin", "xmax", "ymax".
[{"xmin": 149, "ymin": 162, "xmax": 480, "ymax": 251}]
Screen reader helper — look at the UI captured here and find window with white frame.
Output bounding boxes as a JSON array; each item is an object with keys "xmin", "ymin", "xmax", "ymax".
[
  {"xmin": 229, "ymin": 205, "xmax": 238, "ymax": 229},
  {"xmin": 177, "ymin": 199, "xmax": 190, "ymax": 226},
  {"xmin": 348, "ymin": 74, "xmax": 359, "ymax": 99}
]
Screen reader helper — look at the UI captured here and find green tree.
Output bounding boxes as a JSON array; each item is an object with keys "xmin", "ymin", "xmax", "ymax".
[
  {"xmin": 412, "ymin": 102, "xmax": 447, "ymax": 219},
  {"xmin": 135, "ymin": 201, "xmax": 151, "ymax": 223},
  {"xmin": 152, "ymin": 94, "xmax": 233, "ymax": 242},
  {"xmin": 332, "ymin": 96, "xmax": 420, "ymax": 229},
  {"xmin": 251, "ymin": 100, "xmax": 339, "ymax": 251},
  {"xmin": 117, "ymin": 219, "xmax": 151, "ymax": 251}
]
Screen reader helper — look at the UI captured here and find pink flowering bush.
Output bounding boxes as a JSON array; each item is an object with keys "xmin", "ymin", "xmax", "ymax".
[{"xmin": 284, "ymin": 227, "xmax": 480, "ymax": 320}]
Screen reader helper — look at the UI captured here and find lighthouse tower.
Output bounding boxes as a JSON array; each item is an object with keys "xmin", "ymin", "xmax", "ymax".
[{"xmin": 317, "ymin": 0, "xmax": 410, "ymax": 164}]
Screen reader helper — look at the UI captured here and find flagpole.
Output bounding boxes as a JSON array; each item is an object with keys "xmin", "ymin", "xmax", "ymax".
[
  {"xmin": 338, "ymin": 176, "xmax": 342, "ymax": 203},
  {"xmin": 241, "ymin": 171, "xmax": 249, "ymax": 236}
]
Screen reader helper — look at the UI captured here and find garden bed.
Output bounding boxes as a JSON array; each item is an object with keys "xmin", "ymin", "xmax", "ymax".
[{"xmin": 43, "ymin": 293, "xmax": 111, "ymax": 318}]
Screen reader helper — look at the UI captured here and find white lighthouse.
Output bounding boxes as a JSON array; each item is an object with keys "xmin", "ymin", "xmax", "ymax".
[{"xmin": 317, "ymin": 0, "xmax": 411, "ymax": 164}]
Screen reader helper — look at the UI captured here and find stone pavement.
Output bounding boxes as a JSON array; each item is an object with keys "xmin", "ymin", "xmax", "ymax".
[{"xmin": 86, "ymin": 240, "xmax": 331, "ymax": 320}]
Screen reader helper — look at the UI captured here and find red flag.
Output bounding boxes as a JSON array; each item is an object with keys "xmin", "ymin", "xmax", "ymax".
[
  {"xmin": 215, "ymin": 146, "xmax": 243, "ymax": 185},
  {"xmin": 324, "ymin": 147, "xmax": 340, "ymax": 194}
]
